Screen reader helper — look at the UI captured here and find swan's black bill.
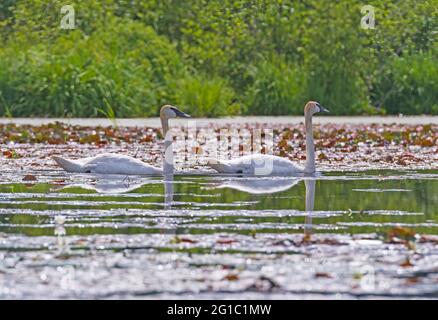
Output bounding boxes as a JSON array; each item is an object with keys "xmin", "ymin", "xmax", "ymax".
[
  {"xmin": 171, "ymin": 107, "xmax": 191, "ymax": 118},
  {"xmin": 319, "ymin": 106, "xmax": 329, "ymax": 113}
]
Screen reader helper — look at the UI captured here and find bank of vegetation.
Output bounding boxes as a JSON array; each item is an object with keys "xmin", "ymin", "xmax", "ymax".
[{"xmin": 0, "ymin": 0, "xmax": 436, "ymax": 117}]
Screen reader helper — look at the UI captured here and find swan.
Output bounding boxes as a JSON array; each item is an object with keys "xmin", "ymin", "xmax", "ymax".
[
  {"xmin": 52, "ymin": 105, "xmax": 190, "ymax": 175},
  {"xmin": 207, "ymin": 101, "xmax": 329, "ymax": 176}
]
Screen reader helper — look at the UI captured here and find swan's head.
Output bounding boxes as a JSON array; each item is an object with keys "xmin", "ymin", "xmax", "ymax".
[
  {"xmin": 305, "ymin": 101, "xmax": 329, "ymax": 115},
  {"xmin": 160, "ymin": 105, "xmax": 191, "ymax": 120}
]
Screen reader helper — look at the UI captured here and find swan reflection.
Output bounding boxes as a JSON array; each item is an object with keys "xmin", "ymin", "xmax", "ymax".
[
  {"xmin": 163, "ymin": 172, "xmax": 174, "ymax": 209},
  {"xmin": 53, "ymin": 175, "xmax": 156, "ymax": 194},
  {"xmin": 208, "ymin": 177, "xmax": 301, "ymax": 194},
  {"xmin": 304, "ymin": 179, "xmax": 315, "ymax": 237},
  {"xmin": 208, "ymin": 175, "xmax": 316, "ymax": 237}
]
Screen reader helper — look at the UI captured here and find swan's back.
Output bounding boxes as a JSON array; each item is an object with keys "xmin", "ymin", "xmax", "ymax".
[
  {"xmin": 81, "ymin": 154, "xmax": 162, "ymax": 175},
  {"xmin": 208, "ymin": 154, "xmax": 303, "ymax": 176}
]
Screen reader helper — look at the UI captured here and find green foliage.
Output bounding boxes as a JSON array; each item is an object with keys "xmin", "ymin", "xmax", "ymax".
[
  {"xmin": 173, "ymin": 74, "xmax": 240, "ymax": 117},
  {"xmin": 376, "ymin": 53, "xmax": 438, "ymax": 115},
  {"xmin": 0, "ymin": 0, "xmax": 436, "ymax": 117},
  {"xmin": 0, "ymin": 14, "xmax": 184, "ymax": 117},
  {"xmin": 245, "ymin": 56, "xmax": 305, "ymax": 115},
  {"xmin": 97, "ymin": 98, "xmax": 118, "ymax": 128}
]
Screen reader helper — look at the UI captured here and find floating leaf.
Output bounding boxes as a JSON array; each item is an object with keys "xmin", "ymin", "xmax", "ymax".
[
  {"xmin": 223, "ymin": 273, "xmax": 239, "ymax": 281},
  {"xmin": 22, "ymin": 174, "xmax": 37, "ymax": 181},
  {"xmin": 400, "ymin": 257, "xmax": 414, "ymax": 268},
  {"xmin": 216, "ymin": 239, "xmax": 238, "ymax": 244},
  {"xmin": 314, "ymin": 272, "xmax": 333, "ymax": 278}
]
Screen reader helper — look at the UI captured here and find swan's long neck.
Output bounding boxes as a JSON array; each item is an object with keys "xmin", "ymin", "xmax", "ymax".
[
  {"xmin": 161, "ymin": 117, "xmax": 174, "ymax": 173},
  {"xmin": 304, "ymin": 112, "xmax": 315, "ymax": 173},
  {"xmin": 161, "ymin": 116, "xmax": 169, "ymax": 138}
]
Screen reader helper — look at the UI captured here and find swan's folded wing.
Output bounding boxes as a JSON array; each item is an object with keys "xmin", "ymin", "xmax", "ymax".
[
  {"xmin": 227, "ymin": 154, "xmax": 295, "ymax": 175},
  {"xmin": 208, "ymin": 154, "xmax": 280, "ymax": 174},
  {"xmin": 206, "ymin": 159, "xmax": 242, "ymax": 173},
  {"xmin": 208, "ymin": 154, "xmax": 303, "ymax": 176},
  {"xmin": 82, "ymin": 154, "xmax": 161, "ymax": 175}
]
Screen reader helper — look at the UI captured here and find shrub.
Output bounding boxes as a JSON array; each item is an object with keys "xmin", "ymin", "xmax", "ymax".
[
  {"xmin": 245, "ymin": 56, "xmax": 305, "ymax": 115},
  {"xmin": 0, "ymin": 16, "xmax": 184, "ymax": 117},
  {"xmin": 173, "ymin": 74, "xmax": 241, "ymax": 117},
  {"xmin": 0, "ymin": 0, "xmax": 436, "ymax": 117},
  {"xmin": 375, "ymin": 53, "xmax": 438, "ymax": 115}
]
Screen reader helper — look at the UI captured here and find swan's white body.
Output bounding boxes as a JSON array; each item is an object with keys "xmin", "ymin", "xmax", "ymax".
[
  {"xmin": 208, "ymin": 154, "xmax": 304, "ymax": 176},
  {"xmin": 207, "ymin": 101, "xmax": 328, "ymax": 176},
  {"xmin": 53, "ymin": 105, "xmax": 190, "ymax": 175},
  {"xmin": 53, "ymin": 153, "xmax": 162, "ymax": 175}
]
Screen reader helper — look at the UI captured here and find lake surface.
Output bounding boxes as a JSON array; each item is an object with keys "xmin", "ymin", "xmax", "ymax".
[{"xmin": 1, "ymin": 169, "xmax": 437, "ymax": 299}]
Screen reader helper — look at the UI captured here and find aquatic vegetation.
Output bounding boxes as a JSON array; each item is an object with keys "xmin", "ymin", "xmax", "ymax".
[{"xmin": 1, "ymin": 122, "xmax": 436, "ymax": 172}]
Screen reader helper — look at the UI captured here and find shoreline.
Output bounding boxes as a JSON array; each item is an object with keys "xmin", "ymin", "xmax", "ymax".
[{"xmin": 1, "ymin": 115, "xmax": 438, "ymax": 127}]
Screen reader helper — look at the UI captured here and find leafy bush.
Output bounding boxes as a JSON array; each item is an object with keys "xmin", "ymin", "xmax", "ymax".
[
  {"xmin": 173, "ymin": 74, "xmax": 240, "ymax": 117},
  {"xmin": 0, "ymin": 0, "xmax": 436, "ymax": 117},
  {"xmin": 0, "ymin": 16, "xmax": 183, "ymax": 117},
  {"xmin": 376, "ymin": 54, "xmax": 438, "ymax": 115},
  {"xmin": 245, "ymin": 56, "xmax": 305, "ymax": 115}
]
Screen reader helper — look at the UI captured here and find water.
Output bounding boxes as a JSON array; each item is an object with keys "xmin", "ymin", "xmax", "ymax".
[{"xmin": 0, "ymin": 169, "xmax": 437, "ymax": 299}]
